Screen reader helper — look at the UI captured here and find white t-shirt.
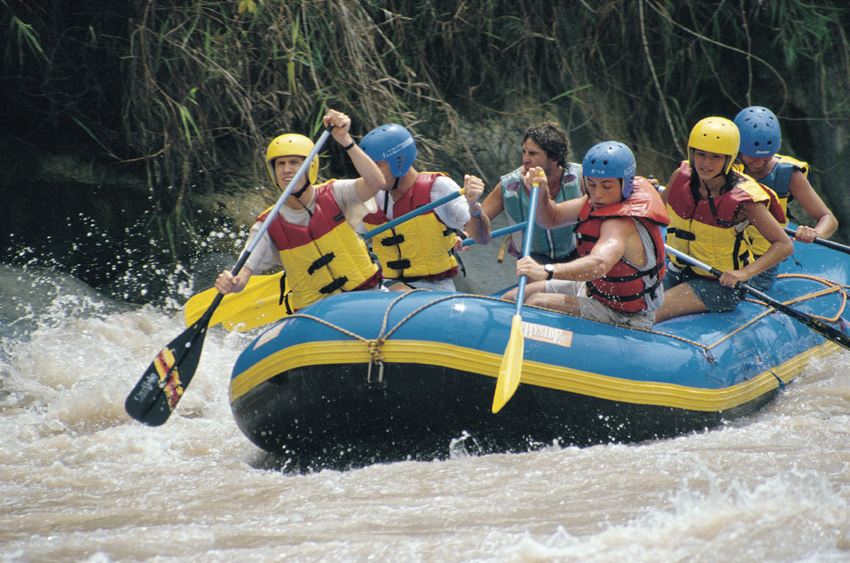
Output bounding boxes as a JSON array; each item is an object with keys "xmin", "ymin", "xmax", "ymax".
[
  {"xmin": 371, "ymin": 175, "xmax": 470, "ymax": 230},
  {"xmin": 243, "ymin": 180, "xmax": 375, "ymax": 273},
  {"xmin": 370, "ymin": 175, "xmax": 469, "ymax": 292}
]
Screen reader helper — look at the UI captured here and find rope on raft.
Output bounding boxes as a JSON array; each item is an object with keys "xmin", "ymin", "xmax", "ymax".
[{"xmin": 276, "ymin": 273, "xmax": 849, "ymax": 371}]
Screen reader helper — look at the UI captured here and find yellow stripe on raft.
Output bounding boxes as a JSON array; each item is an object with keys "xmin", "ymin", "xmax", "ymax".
[{"xmin": 229, "ymin": 339, "xmax": 840, "ymax": 411}]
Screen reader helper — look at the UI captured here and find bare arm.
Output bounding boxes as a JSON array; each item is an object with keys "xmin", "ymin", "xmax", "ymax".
[
  {"xmin": 524, "ymin": 166, "xmax": 584, "ymax": 229},
  {"xmin": 788, "ymin": 170, "xmax": 838, "ymax": 243},
  {"xmin": 215, "ymin": 266, "xmax": 254, "ymax": 295},
  {"xmin": 517, "ymin": 217, "xmax": 632, "ymax": 282},
  {"xmin": 480, "ymin": 180, "xmax": 505, "ymax": 220},
  {"xmin": 660, "ymin": 168, "xmax": 680, "ymax": 205},
  {"xmin": 323, "ymin": 110, "xmax": 385, "ymax": 201},
  {"xmin": 719, "ymin": 201, "xmax": 793, "ymax": 286},
  {"xmin": 462, "ymin": 174, "xmax": 491, "ymax": 244}
]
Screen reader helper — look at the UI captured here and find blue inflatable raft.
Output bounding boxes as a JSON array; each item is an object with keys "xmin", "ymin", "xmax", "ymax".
[{"xmin": 230, "ymin": 240, "xmax": 849, "ymax": 469}]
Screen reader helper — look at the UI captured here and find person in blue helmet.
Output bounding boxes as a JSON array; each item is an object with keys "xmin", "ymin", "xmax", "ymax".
[
  {"xmin": 503, "ymin": 142, "xmax": 670, "ymax": 329},
  {"xmin": 477, "ymin": 121, "xmax": 583, "ymax": 264},
  {"xmin": 734, "ymin": 106, "xmax": 837, "ymax": 270},
  {"xmin": 359, "ymin": 123, "xmax": 491, "ymax": 292}
]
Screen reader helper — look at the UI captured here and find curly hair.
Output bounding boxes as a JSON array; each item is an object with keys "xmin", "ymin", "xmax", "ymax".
[{"xmin": 523, "ymin": 122, "xmax": 571, "ymax": 168}]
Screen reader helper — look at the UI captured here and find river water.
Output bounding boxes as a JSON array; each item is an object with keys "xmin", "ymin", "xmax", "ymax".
[{"xmin": 2, "ymin": 217, "xmax": 849, "ymax": 562}]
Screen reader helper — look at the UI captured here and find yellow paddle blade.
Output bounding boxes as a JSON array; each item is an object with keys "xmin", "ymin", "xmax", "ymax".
[
  {"xmin": 183, "ymin": 272, "xmax": 289, "ymax": 332},
  {"xmin": 492, "ymin": 314, "xmax": 524, "ymax": 413}
]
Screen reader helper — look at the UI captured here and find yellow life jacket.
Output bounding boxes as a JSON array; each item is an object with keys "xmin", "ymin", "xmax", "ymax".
[
  {"xmin": 665, "ymin": 162, "xmax": 782, "ymax": 277},
  {"xmin": 260, "ymin": 182, "xmax": 381, "ymax": 311},
  {"xmin": 734, "ymin": 155, "xmax": 806, "ymax": 256},
  {"xmin": 362, "ymin": 172, "xmax": 459, "ymax": 282}
]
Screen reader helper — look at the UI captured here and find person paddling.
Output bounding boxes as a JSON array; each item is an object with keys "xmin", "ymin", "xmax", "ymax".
[
  {"xmin": 655, "ymin": 117, "xmax": 793, "ymax": 323},
  {"xmin": 502, "ymin": 141, "xmax": 669, "ymax": 329},
  {"xmin": 478, "ymin": 121, "xmax": 583, "ymax": 264},
  {"xmin": 733, "ymin": 106, "xmax": 838, "ymax": 288},
  {"xmin": 214, "ymin": 109, "xmax": 386, "ymax": 312},
  {"xmin": 359, "ymin": 124, "xmax": 490, "ymax": 292}
]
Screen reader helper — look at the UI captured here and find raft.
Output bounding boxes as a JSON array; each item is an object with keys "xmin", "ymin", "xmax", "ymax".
[{"xmin": 229, "ymin": 239, "xmax": 849, "ymax": 469}]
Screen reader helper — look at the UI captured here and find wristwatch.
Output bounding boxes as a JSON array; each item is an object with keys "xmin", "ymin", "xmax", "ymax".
[{"xmin": 544, "ymin": 263, "xmax": 555, "ymax": 280}]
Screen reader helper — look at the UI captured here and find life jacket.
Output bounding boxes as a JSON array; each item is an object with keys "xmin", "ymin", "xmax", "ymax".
[
  {"xmin": 362, "ymin": 172, "xmax": 459, "ymax": 282},
  {"xmin": 736, "ymin": 155, "xmax": 807, "ymax": 256},
  {"xmin": 501, "ymin": 163, "xmax": 582, "ymax": 262},
  {"xmin": 259, "ymin": 182, "xmax": 381, "ymax": 312},
  {"xmin": 574, "ymin": 177, "xmax": 669, "ymax": 313},
  {"xmin": 666, "ymin": 161, "xmax": 785, "ymax": 277}
]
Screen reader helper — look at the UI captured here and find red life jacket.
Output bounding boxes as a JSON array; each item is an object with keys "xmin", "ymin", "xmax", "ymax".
[
  {"xmin": 259, "ymin": 182, "xmax": 380, "ymax": 311},
  {"xmin": 574, "ymin": 177, "xmax": 669, "ymax": 313}
]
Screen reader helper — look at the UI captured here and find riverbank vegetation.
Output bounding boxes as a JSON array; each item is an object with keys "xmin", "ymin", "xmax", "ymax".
[{"xmin": 2, "ymin": 0, "xmax": 848, "ymax": 298}]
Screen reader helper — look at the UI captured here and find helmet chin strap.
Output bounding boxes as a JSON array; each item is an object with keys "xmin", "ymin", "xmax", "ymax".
[
  {"xmin": 391, "ymin": 177, "xmax": 400, "ymax": 190},
  {"xmin": 292, "ymin": 181, "xmax": 310, "ymax": 200},
  {"xmin": 288, "ymin": 181, "xmax": 314, "ymax": 217}
]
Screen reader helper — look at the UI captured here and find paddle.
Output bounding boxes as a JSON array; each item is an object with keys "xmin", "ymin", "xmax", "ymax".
[
  {"xmin": 181, "ymin": 187, "xmax": 472, "ymax": 333},
  {"xmin": 492, "ymin": 176, "xmax": 541, "ymax": 413},
  {"xmin": 183, "ymin": 272, "xmax": 287, "ymax": 332},
  {"xmin": 361, "ymin": 188, "xmax": 466, "ymax": 240},
  {"xmin": 783, "ymin": 226, "xmax": 850, "ymax": 255},
  {"xmin": 125, "ymin": 126, "xmax": 333, "ymax": 426},
  {"xmin": 664, "ymin": 245, "xmax": 850, "ymax": 351},
  {"xmin": 460, "ymin": 222, "xmax": 527, "ymax": 247}
]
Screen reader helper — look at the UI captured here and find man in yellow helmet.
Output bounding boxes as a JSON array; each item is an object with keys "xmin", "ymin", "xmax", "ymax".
[{"xmin": 214, "ymin": 109, "xmax": 386, "ymax": 312}]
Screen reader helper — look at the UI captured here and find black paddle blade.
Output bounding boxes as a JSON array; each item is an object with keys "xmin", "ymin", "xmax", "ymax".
[
  {"xmin": 743, "ymin": 284, "xmax": 850, "ymax": 352},
  {"xmin": 125, "ymin": 321, "xmax": 209, "ymax": 426},
  {"xmin": 773, "ymin": 301, "xmax": 850, "ymax": 352}
]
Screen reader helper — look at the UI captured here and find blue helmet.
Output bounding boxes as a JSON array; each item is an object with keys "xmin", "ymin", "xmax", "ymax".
[
  {"xmin": 359, "ymin": 124, "xmax": 418, "ymax": 178},
  {"xmin": 582, "ymin": 141, "xmax": 637, "ymax": 198},
  {"xmin": 734, "ymin": 106, "xmax": 781, "ymax": 157}
]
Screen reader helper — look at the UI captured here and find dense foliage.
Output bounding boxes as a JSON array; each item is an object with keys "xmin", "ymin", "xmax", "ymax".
[{"xmin": 2, "ymin": 0, "xmax": 849, "ymax": 259}]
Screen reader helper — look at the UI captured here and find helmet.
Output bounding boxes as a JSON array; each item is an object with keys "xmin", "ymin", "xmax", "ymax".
[
  {"xmin": 265, "ymin": 134, "xmax": 319, "ymax": 187},
  {"xmin": 582, "ymin": 141, "xmax": 637, "ymax": 198},
  {"xmin": 359, "ymin": 124, "xmax": 418, "ymax": 178},
  {"xmin": 734, "ymin": 106, "xmax": 781, "ymax": 157},
  {"xmin": 687, "ymin": 117, "xmax": 740, "ymax": 174}
]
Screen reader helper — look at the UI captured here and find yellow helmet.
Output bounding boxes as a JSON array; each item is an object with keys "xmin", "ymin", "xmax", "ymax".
[
  {"xmin": 265, "ymin": 134, "xmax": 319, "ymax": 187},
  {"xmin": 687, "ymin": 117, "xmax": 740, "ymax": 174}
]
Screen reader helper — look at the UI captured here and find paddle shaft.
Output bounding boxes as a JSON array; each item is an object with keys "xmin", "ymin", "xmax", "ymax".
[
  {"xmin": 461, "ymin": 222, "xmax": 527, "ymax": 247},
  {"xmin": 491, "ymin": 179, "xmax": 541, "ymax": 413},
  {"xmin": 783, "ymin": 226, "xmax": 850, "ymax": 255},
  {"xmin": 126, "ymin": 126, "xmax": 333, "ymax": 425},
  {"xmin": 664, "ymin": 245, "xmax": 850, "ymax": 351},
  {"xmin": 514, "ymin": 182, "xmax": 541, "ymax": 314},
  {"xmin": 361, "ymin": 189, "xmax": 465, "ymax": 240}
]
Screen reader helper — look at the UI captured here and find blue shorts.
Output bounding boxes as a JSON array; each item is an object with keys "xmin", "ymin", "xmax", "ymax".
[
  {"xmin": 662, "ymin": 267, "xmax": 744, "ymax": 313},
  {"xmin": 748, "ymin": 261, "xmax": 778, "ymax": 292}
]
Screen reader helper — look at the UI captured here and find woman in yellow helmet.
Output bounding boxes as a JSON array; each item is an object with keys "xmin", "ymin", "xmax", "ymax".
[
  {"xmin": 214, "ymin": 109, "xmax": 387, "ymax": 312},
  {"xmin": 654, "ymin": 117, "xmax": 793, "ymax": 323}
]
